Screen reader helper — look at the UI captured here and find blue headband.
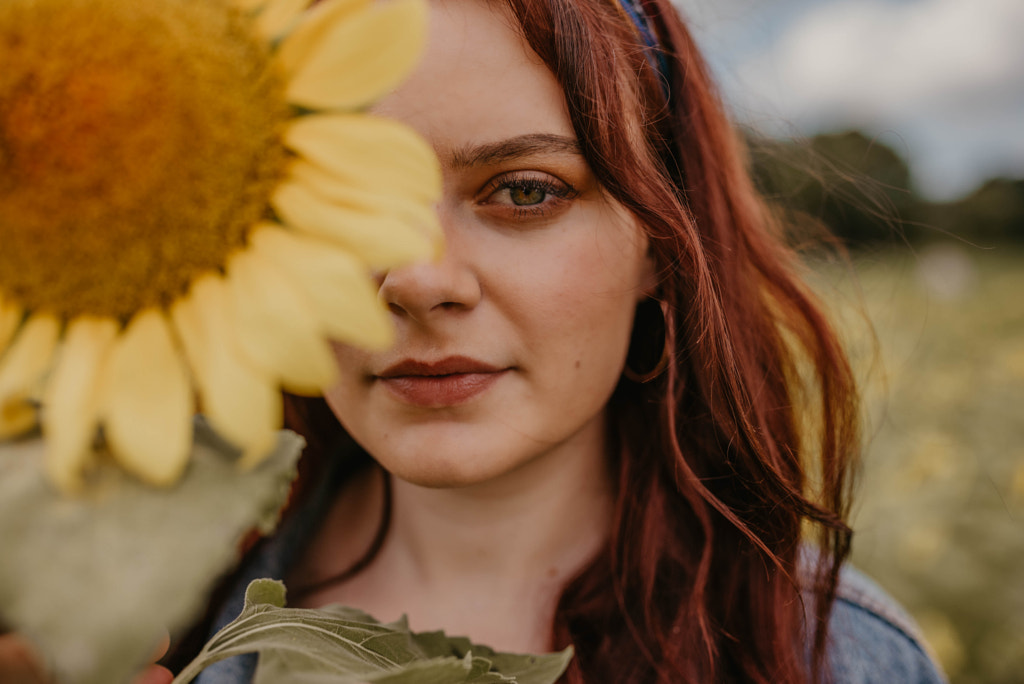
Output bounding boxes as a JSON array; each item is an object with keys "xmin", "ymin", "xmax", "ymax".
[{"xmin": 616, "ymin": 0, "xmax": 670, "ymax": 98}]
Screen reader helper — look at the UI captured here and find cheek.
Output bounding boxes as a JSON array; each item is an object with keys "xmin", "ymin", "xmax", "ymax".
[
  {"xmin": 511, "ymin": 232, "xmax": 645, "ymax": 380},
  {"xmin": 326, "ymin": 342, "xmax": 369, "ymax": 385},
  {"xmin": 322, "ymin": 344, "xmax": 371, "ymax": 425}
]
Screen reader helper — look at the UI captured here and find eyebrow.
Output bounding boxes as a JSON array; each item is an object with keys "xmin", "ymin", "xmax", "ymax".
[{"xmin": 447, "ymin": 133, "xmax": 583, "ymax": 170}]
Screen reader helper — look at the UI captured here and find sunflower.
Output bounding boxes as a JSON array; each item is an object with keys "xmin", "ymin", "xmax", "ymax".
[{"xmin": 0, "ymin": 0, "xmax": 441, "ymax": 491}]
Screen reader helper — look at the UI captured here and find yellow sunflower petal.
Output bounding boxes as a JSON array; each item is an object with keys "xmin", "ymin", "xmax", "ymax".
[
  {"xmin": 171, "ymin": 276, "xmax": 282, "ymax": 469},
  {"xmin": 225, "ymin": 249, "xmax": 338, "ymax": 395},
  {"xmin": 101, "ymin": 309, "xmax": 192, "ymax": 487},
  {"xmin": 288, "ymin": 159, "xmax": 442, "ymax": 249},
  {"xmin": 42, "ymin": 317, "xmax": 118, "ymax": 493},
  {"xmin": 250, "ymin": 224, "xmax": 393, "ymax": 349},
  {"xmin": 272, "ymin": 179, "xmax": 436, "ymax": 269},
  {"xmin": 272, "ymin": 0, "xmax": 367, "ymax": 69},
  {"xmin": 0, "ymin": 296, "xmax": 23, "ymax": 357},
  {"xmin": 285, "ymin": 114, "xmax": 441, "ymax": 205},
  {"xmin": 251, "ymin": 0, "xmax": 310, "ymax": 41},
  {"xmin": 0, "ymin": 314, "xmax": 59, "ymax": 438},
  {"xmin": 281, "ymin": 0, "xmax": 426, "ymax": 110}
]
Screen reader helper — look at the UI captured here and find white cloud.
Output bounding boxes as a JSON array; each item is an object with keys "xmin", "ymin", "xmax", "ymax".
[
  {"xmin": 745, "ymin": 0, "xmax": 1024, "ymax": 121},
  {"xmin": 683, "ymin": 0, "xmax": 1024, "ymax": 198}
]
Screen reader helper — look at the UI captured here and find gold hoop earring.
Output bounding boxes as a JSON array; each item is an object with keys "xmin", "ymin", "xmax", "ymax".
[{"xmin": 623, "ymin": 298, "xmax": 670, "ymax": 383}]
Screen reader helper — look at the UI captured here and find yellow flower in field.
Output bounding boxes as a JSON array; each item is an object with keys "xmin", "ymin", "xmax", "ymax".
[{"xmin": 0, "ymin": 0, "xmax": 441, "ymax": 491}]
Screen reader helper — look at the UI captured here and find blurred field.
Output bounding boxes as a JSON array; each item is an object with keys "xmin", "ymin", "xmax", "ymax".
[{"xmin": 809, "ymin": 245, "xmax": 1024, "ymax": 684}]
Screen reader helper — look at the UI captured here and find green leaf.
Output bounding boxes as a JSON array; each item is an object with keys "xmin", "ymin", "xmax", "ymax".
[
  {"xmin": 0, "ymin": 423, "xmax": 303, "ymax": 684},
  {"xmin": 408, "ymin": 630, "xmax": 576, "ymax": 684},
  {"xmin": 174, "ymin": 578, "xmax": 573, "ymax": 684}
]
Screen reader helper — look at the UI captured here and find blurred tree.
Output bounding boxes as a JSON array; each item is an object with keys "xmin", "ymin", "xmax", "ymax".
[
  {"xmin": 748, "ymin": 129, "xmax": 918, "ymax": 248},
  {"xmin": 746, "ymin": 129, "xmax": 1024, "ymax": 249},
  {"xmin": 923, "ymin": 179, "xmax": 1024, "ymax": 246}
]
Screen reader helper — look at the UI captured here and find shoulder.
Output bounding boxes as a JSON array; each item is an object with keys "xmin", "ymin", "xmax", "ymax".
[{"xmin": 823, "ymin": 564, "xmax": 948, "ymax": 684}]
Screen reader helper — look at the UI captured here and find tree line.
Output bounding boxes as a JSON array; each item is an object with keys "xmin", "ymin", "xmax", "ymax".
[{"xmin": 747, "ymin": 130, "xmax": 1024, "ymax": 249}]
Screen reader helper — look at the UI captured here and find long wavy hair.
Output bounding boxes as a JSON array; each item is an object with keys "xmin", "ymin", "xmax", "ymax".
[
  {"xmin": 181, "ymin": 0, "xmax": 861, "ymax": 681},
  {"xmin": 492, "ymin": 0, "xmax": 861, "ymax": 681}
]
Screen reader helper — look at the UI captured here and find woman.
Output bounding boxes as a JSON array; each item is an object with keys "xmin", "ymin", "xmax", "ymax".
[{"xmin": 178, "ymin": 0, "xmax": 947, "ymax": 681}]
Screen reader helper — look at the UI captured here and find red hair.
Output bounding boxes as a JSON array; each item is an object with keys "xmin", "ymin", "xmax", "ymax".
[
  {"xmin": 177, "ymin": 0, "xmax": 860, "ymax": 680},
  {"xmin": 495, "ymin": 0, "xmax": 860, "ymax": 681}
]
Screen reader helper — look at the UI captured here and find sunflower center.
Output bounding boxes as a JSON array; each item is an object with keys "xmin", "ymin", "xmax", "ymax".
[{"xmin": 0, "ymin": 0, "xmax": 290, "ymax": 319}]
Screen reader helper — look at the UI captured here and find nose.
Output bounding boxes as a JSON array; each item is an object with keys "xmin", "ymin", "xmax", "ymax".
[{"xmin": 378, "ymin": 209, "xmax": 481, "ymax": 322}]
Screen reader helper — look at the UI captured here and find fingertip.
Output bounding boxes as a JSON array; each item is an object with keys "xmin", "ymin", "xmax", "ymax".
[
  {"xmin": 153, "ymin": 629, "xmax": 171, "ymax": 660},
  {"xmin": 132, "ymin": 664, "xmax": 174, "ymax": 684},
  {"xmin": 0, "ymin": 633, "xmax": 50, "ymax": 683}
]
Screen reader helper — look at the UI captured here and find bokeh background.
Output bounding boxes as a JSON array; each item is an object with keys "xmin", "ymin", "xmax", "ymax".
[{"xmin": 672, "ymin": 0, "xmax": 1024, "ymax": 681}]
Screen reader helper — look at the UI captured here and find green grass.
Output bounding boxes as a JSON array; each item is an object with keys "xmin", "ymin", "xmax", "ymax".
[{"xmin": 809, "ymin": 245, "xmax": 1024, "ymax": 684}]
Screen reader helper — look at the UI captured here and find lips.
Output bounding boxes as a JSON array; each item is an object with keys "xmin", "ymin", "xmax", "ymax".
[{"xmin": 376, "ymin": 356, "xmax": 507, "ymax": 407}]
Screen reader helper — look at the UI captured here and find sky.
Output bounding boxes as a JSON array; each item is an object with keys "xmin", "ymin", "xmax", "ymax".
[{"xmin": 672, "ymin": 0, "xmax": 1024, "ymax": 200}]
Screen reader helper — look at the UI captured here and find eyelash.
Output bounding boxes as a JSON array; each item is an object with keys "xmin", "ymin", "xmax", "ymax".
[{"xmin": 479, "ymin": 172, "xmax": 578, "ymax": 220}]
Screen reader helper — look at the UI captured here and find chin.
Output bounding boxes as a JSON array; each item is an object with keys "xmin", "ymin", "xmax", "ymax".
[{"xmin": 373, "ymin": 444, "xmax": 525, "ymax": 490}]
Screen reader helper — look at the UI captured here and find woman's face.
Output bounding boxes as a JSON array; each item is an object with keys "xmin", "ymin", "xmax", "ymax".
[{"xmin": 325, "ymin": 0, "xmax": 655, "ymax": 488}]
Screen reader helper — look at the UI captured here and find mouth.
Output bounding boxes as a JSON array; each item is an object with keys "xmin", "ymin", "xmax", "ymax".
[{"xmin": 375, "ymin": 356, "xmax": 507, "ymax": 407}]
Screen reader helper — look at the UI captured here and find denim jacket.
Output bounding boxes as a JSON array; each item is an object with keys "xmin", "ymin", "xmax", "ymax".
[
  {"xmin": 193, "ymin": 465, "xmax": 947, "ymax": 684},
  {"xmin": 823, "ymin": 565, "xmax": 947, "ymax": 683}
]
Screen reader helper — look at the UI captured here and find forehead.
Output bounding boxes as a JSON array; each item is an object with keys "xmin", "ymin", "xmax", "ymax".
[{"xmin": 371, "ymin": 0, "xmax": 574, "ymax": 159}]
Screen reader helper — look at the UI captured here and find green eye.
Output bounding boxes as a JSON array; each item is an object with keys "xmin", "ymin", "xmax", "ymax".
[{"xmin": 509, "ymin": 186, "xmax": 546, "ymax": 206}]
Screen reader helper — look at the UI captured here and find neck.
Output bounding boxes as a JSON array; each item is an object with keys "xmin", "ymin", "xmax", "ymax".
[
  {"xmin": 290, "ymin": 417, "xmax": 616, "ymax": 653},
  {"xmin": 380, "ymin": 425, "xmax": 614, "ymax": 652},
  {"xmin": 387, "ymin": 434, "xmax": 613, "ymax": 590}
]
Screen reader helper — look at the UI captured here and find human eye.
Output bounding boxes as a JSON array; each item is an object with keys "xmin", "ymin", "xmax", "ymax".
[{"xmin": 477, "ymin": 171, "xmax": 578, "ymax": 221}]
